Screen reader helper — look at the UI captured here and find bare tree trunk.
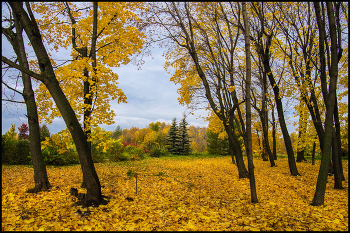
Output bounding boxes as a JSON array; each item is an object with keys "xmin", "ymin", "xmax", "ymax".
[
  {"xmin": 332, "ymin": 129, "xmax": 343, "ymax": 189},
  {"xmin": 228, "ymin": 139, "xmax": 236, "ymax": 164},
  {"xmin": 334, "ymin": 99, "xmax": 345, "ymax": 180},
  {"xmin": 2, "ymin": 8, "xmax": 52, "ymax": 193},
  {"xmin": 312, "ymin": 140, "xmax": 316, "ymax": 165},
  {"xmin": 312, "ymin": 2, "xmax": 339, "ymax": 206},
  {"xmin": 242, "ymin": 2, "xmax": 258, "ymax": 203},
  {"xmin": 271, "ymin": 107, "xmax": 277, "ymax": 160},
  {"xmin": 225, "ymin": 124, "xmax": 249, "ymax": 178},
  {"xmin": 261, "ymin": 71, "xmax": 274, "ymax": 166},
  {"xmin": 265, "ymin": 62, "xmax": 299, "ymax": 176},
  {"xmin": 296, "ymin": 106, "xmax": 307, "ymax": 162}
]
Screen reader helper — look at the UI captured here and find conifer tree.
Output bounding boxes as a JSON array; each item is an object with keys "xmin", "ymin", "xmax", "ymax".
[
  {"xmin": 166, "ymin": 117, "xmax": 181, "ymax": 155},
  {"xmin": 178, "ymin": 115, "xmax": 191, "ymax": 155}
]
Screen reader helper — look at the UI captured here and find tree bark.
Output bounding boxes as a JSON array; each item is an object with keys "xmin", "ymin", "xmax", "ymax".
[
  {"xmin": 225, "ymin": 124, "xmax": 249, "ymax": 178},
  {"xmin": 312, "ymin": 2, "xmax": 339, "ymax": 206},
  {"xmin": 228, "ymin": 139, "xmax": 236, "ymax": 164},
  {"xmin": 311, "ymin": 140, "xmax": 316, "ymax": 165},
  {"xmin": 331, "ymin": 129, "xmax": 343, "ymax": 189},
  {"xmin": 265, "ymin": 62, "xmax": 300, "ymax": 176},
  {"xmin": 242, "ymin": 2, "xmax": 258, "ymax": 203},
  {"xmin": 296, "ymin": 106, "xmax": 307, "ymax": 162},
  {"xmin": 334, "ymin": 98, "xmax": 345, "ymax": 180},
  {"xmin": 8, "ymin": 2, "xmax": 103, "ymax": 204},
  {"xmin": 261, "ymin": 70, "xmax": 274, "ymax": 166},
  {"xmin": 271, "ymin": 107, "xmax": 277, "ymax": 160},
  {"xmin": 250, "ymin": 2, "xmax": 298, "ymax": 175}
]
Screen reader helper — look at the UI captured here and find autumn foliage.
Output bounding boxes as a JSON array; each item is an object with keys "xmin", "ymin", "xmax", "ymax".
[{"xmin": 2, "ymin": 156, "xmax": 348, "ymax": 231}]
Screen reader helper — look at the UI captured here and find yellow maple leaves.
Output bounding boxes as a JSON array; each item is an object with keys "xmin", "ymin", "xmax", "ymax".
[
  {"xmin": 2, "ymin": 156, "xmax": 349, "ymax": 231},
  {"xmin": 31, "ymin": 2, "xmax": 144, "ymax": 134}
]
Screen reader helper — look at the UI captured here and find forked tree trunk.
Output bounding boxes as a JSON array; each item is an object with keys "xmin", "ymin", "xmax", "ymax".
[{"xmin": 312, "ymin": 2, "xmax": 339, "ymax": 206}]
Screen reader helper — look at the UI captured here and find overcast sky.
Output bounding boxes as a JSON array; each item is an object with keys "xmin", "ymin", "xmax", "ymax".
[{"xmin": 2, "ymin": 46, "xmax": 210, "ymax": 135}]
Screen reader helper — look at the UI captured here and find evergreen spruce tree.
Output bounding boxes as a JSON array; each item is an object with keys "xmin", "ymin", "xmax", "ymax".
[
  {"xmin": 166, "ymin": 117, "xmax": 181, "ymax": 155},
  {"xmin": 178, "ymin": 115, "xmax": 191, "ymax": 155}
]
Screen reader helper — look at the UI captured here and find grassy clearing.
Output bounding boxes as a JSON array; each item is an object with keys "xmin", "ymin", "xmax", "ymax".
[{"xmin": 2, "ymin": 156, "xmax": 348, "ymax": 231}]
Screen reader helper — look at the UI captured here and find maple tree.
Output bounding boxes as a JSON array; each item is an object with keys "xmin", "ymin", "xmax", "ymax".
[
  {"xmin": 31, "ymin": 2, "xmax": 145, "ymax": 148},
  {"xmin": 2, "ymin": 2, "xmax": 105, "ymax": 206}
]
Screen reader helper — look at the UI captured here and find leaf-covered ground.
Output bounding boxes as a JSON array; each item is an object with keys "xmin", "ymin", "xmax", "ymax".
[{"xmin": 2, "ymin": 157, "xmax": 348, "ymax": 231}]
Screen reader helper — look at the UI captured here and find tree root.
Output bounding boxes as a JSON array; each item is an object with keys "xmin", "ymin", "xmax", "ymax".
[
  {"xmin": 26, "ymin": 182, "xmax": 52, "ymax": 193},
  {"xmin": 69, "ymin": 187, "xmax": 109, "ymax": 208}
]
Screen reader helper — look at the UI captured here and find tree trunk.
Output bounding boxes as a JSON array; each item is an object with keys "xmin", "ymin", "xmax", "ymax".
[
  {"xmin": 265, "ymin": 62, "xmax": 299, "ymax": 176},
  {"xmin": 225, "ymin": 124, "xmax": 249, "ymax": 179},
  {"xmin": 312, "ymin": 140, "xmax": 316, "ymax": 165},
  {"xmin": 271, "ymin": 107, "xmax": 277, "ymax": 160},
  {"xmin": 5, "ymin": 9, "xmax": 52, "ymax": 193},
  {"xmin": 312, "ymin": 2, "xmax": 339, "ymax": 206},
  {"xmin": 9, "ymin": 2, "xmax": 103, "ymax": 204},
  {"xmin": 242, "ymin": 2, "xmax": 258, "ymax": 203},
  {"xmin": 228, "ymin": 139, "xmax": 236, "ymax": 164},
  {"xmin": 332, "ymin": 129, "xmax": 343, "ymax": 189},
  {"xmin": 297, "ymin": 150, "xmax": 307, "ymax": 162},
  {"xmin": 255, "ymin": 128, "xmax": 263, "ymax": 158},
  {"xmin": 334, "ymin": 99, "xmax": 345, "ymax": 180},
  {"xmin": 296, "ymin": 103, "xmax": 307, "ymax": 162},
  {"xmin": 261, "ymin": 70, "xmax": 274, "ymax": 166}
]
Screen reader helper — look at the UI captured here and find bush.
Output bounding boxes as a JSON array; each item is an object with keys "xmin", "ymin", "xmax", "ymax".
[
  {"xmin": 149, "ymin": 146, "xmax": 169, "ymax": 157},
  {"xmin": 42, "ymin": 146, "xmax": 79, "ymax": 166},
  {"xmin": 2, "ymin": 137, "xmax": 32, "ymax": 165},
  {"xmin": 91, "ymin": 142, "xmax": 107, "ymax": 163},
  {"xmin": 110, "ymin": 151, "xmax": 130, "ymax": 162},
  {"xmin": 124, "ymin": 145, "xmax": 145, "ymax": 161},
  {"xmin": 109, "ymin": 140, "xmax": 128, "ymax": 162}
]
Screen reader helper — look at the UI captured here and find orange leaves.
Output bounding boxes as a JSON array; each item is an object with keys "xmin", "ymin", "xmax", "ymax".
[{"xmin": 2, "ymin": 157, "xmax": 348, "ymax": 231}]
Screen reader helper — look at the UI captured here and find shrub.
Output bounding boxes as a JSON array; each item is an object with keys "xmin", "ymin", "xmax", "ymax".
[
  {"xmin": 42, "ymin": 145, "xmax": 79, "ymax": 166},
  {"xmin": 2, "ymin": 137, "xmax": 31, "ymax": 165},
  {"xmin": 110, "ymin": 151, "xmax": 130, "ymax": 162},
  {"xmin": 124, "ymin": 145, "xmax": 145, "ymax": 161},
  {"xmin": 149, "ymin": 146, "xmax": 169, "ymax": 157},
  {"xmin": 91, "ymin": 142, "xmax": 107, "ymax": 163},
  {"xmin": 108, "ymin": 140, "xmax": 127, "ymax": 162}
]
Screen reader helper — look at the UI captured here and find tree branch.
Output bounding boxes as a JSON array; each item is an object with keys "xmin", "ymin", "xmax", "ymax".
[
  {"xmin": 2, "ymin": 98, "xmax": 25, "ymax": 104},
  {"xmin": 2, "ymin": 56, "xmax": 44, "ymax": 82}
]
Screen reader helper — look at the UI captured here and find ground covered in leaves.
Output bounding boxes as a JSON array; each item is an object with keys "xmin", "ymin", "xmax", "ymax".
[{"xmin": 2, "ymin": 156, "xmax": 348, "ymax": 231}]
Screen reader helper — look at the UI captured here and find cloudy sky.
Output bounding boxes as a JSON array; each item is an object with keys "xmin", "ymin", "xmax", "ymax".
[{"xmin": 2, "ymin": 46, "xmax": 209, "ymax": 135}]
